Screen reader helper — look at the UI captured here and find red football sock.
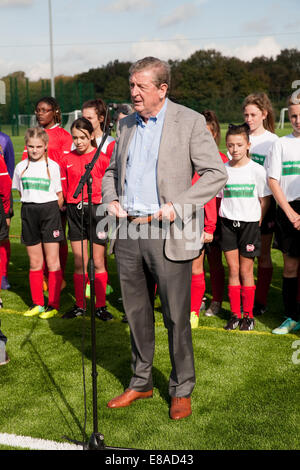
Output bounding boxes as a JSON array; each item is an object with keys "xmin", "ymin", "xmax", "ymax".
[
  {"xmin": 191, "ymin": 273, "xmax": 205, "ymax": 315},
  {"xmin": 29, "ymin": 270, "xmax": 44, "ymax": 306},
  {"xmin": 74, "ymin": 273, "xmax": 88, "ymax": 309},
  {"xmin": 241, "ymin": 285, "xmax": 256, "ymax": 319},
  {"xmin": 0, "ymin": 240, "xmax": 10, "ymax": 277},
  {"xmin": 255, "ymin": 266, "xmax": 273, "ymax": 306},
  {"xmin": 48, "ymin": 270, "xmax": 63, "ymax": 309},
  {"xmin": 95, "ymin": 271, "xmax": 108, "ymax": 308},
  {"xmin": 228, "ymin": 285, "xmax": 241, "ymax": 318},
  {"xmin": 59, "ymin": 243, "xmax": 68, "ymax": 277}
]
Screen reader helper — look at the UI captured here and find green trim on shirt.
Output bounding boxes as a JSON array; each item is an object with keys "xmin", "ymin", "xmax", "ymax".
[{"xmin": 250, "ymin": 153, "xmax": 266, "ymax": 166}]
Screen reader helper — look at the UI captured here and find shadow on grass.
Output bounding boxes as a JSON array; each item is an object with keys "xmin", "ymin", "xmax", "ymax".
[{"xmin": 19, "ymin": 319, "xmax": 88, "ymax": 443}]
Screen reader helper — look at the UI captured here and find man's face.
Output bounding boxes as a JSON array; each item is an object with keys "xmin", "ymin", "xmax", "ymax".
[
  {"xmin": 288, "ymin": 104, "xmax": 300, "ymax": 137},
  {"xmin": 129, "ymin": 69, "xmax": 167, "ymax": 121}
]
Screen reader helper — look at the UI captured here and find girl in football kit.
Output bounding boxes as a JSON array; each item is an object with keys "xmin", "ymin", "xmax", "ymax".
[
  {"xmin": 243, "ymin": 93, "xmax": 278, "ymax": 316},
  {"xmin": 13, "ymin": 127, "xmax": 64, "ymax": 319},
  {"xmin": 267, "ymin": 94, "xmax": 300, "ymax": 334},
  {"xmin": 22, "ymin": 97, "xmax": 73, "ymax": 290},
  {"xmin": 60, "ymin": 117, "xmax": 112, "ymax": 320},
  {"xmin": 190, "ymin": 110, "xmax": 228, "ymax": 328},
  {"xmin": 81, "ymin": 99, "xmax": 116, "ymax": 298},
  {"xmin": 218, "ymin": 124, "xmax": 271, "ymax": 331},
  {"xmin": 0, "ymin": 144, "xmax": 12, "ymax": 308}
]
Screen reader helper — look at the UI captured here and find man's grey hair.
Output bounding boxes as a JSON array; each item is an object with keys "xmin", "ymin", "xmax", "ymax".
[{"xmin": 129, "ymin": 57, "xmax": 171, "ymax": 90}]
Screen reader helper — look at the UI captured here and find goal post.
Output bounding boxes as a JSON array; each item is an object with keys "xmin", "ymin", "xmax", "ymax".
[
  {"xmin": 62, "ymin": 110, "xmax": 82, "ymax": 132},
  {"xmin": 277, "ymin": 108, "xmax": 288, "ymax": 129},
  {"xmin": 0, "ymin": 80, "xmax": 5, "ymax": 105}
]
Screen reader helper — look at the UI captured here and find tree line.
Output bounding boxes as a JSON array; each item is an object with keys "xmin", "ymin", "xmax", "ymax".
[{"xmin": 1, "ymin": 48, "xmax": 300, "ymax": 126}]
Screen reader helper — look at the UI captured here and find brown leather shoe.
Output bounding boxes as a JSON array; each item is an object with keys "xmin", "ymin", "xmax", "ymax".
[
  {"xmin": 107, "ymin": 388, "xmax": 153, "ymax": 408},
  {"xmin": 170, "ymin": 397, "xmax": 192, "ymax": 420}
]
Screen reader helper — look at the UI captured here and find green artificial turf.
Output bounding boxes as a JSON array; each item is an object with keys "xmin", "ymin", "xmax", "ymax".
[{"xmin": 0, "ymin": 127, "xmax": 299, "ymax": 451}]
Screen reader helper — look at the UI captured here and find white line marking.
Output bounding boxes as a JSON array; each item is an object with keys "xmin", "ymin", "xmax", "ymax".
[{"xmin": 0, "ymin": 433, "xmax": 83, "ymax": 450}]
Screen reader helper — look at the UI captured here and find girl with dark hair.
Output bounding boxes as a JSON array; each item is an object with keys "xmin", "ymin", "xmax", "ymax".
[
  {"xmin": 13, "ymin": 127, "xmax": 64, "ymax": 319},
  {"xmin": 218, "ymin": 124, "xmax": 271, "ymax": 331},
  {"xmin": 81, "ymin": 99, "xmax": 115, "ymax": 159},
  {"xmin": 22, "ymin": 97, "xmax": 73, "ymax": 291},
  {"xmin": 23, "ymin": 97, "xmax": 73, "ymax": 163},
  {"xmin": 82, "ymin": 99, "xmax": 116, "ymax": 298},
  {"xmin": 243, "ymin": 93, "xmax": 279, "ymax": 316},
  {"xmin": 60, "ymin": 118, "xmax": 112, "ymax": 321}
]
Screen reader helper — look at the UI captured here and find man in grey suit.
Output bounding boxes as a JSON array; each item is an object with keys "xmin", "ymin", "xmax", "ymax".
[{"xmin": 102, "ymin": 57, "xmax": 227, "ymax": 420}]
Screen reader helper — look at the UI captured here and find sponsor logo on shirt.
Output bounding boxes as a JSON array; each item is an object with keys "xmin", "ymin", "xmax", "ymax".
[
  {"xmin": 21, "ymin": 177, "xmax": 50, "ymax": 192},
  {"xmin": 224, "ymin": 184, "xmax": 255, "ymax": 198},
  {"xmin": 282, "ymin": 161, "xmax": 300, "ymax": 176}
]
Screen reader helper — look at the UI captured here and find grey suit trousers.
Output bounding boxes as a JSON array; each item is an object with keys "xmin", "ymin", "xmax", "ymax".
[{"xmin": 114, "ymin": 221, "xmax": 195, "ymax": 398}]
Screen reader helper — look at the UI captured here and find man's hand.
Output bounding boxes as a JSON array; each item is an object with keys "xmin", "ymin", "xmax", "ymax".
[
  {"xmin": 108, "ymin": 201, "xmax": 128, "ymax": 218},
  {"xmin": 154, "ymin": 202, "xmax": 177, "ymax": 222}
]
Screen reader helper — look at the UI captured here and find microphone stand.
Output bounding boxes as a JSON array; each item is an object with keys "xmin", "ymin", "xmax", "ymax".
[{"xmin": 64, "ymin": 111, "xmax": 131, "ymax": 451}]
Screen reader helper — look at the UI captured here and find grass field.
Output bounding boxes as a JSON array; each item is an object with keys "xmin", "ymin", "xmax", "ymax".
[{"xmin": 0, "ymin": 125, "xmax": 299, "ymax": 451}]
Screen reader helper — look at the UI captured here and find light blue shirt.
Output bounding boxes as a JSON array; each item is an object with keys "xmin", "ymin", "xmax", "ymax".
[{"xmin": 124, "ymin": 99, "xmax": 168, "ymax": 215}]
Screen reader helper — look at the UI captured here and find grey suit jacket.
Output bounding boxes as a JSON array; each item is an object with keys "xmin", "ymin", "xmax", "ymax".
[{"xmin": 102, "ymin": 99, "xmax": 228, "ymax": 261}]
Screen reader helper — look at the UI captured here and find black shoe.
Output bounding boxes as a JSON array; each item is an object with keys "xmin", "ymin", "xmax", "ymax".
[
  {"xmin": 224, "ymin": 315, "xmax": 241, "ymax": 330},
  {"xmin": 62, "ymin": 305, "xmax": 85, "ymax": 319},
  {"xmin": 253, "ymin": 302, "xmax": 266, "ymax": 316},
  {"xmin": 239, "ymin": 316, "xmax": 255, "ymax": 331},
  {"xmin": 95, "ymin": 306, "xmax": 113, "ymax": 321}
]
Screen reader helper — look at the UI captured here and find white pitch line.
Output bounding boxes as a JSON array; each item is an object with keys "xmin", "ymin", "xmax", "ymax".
[{"xmin": 0, "ymin": 433, "xmax": 83, "ymax": 451}]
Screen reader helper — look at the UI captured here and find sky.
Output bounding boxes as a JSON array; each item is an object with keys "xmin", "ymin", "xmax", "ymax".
[{"xmin": 0, "ymin": 0, "xmax": 299, "ymax": 81}]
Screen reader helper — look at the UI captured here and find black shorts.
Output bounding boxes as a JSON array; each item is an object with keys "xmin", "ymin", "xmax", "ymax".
[
  {"xmin": 275, "ymin": 200, "xmax": 300, "ymax": 258},
  {"xmin": 21, "ymin": 201, "xmax": 64, "ymax": 246},
  {"xmin": 220, "ymin": 217, "xmax": 261, "ymax": 258},
  {"xmin": 0, "ymin": 199, "xmax": 9, "ymax": 241},
  {"xmin": 260, "ymin": 196, "xmax": 276, "ymax": 235},
  {"xmin": 67, "ymin": 203, "xmax": 107, "ymax": 246}
]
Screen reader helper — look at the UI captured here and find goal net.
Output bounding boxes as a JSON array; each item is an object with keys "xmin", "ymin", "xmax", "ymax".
[
  {"xmin": 17, "ymin": 110, "xmax": 82, "ymax": 132},
  {"xmin": 18, "ymin": 114, "xmax": 37, "ymax": 127}
]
